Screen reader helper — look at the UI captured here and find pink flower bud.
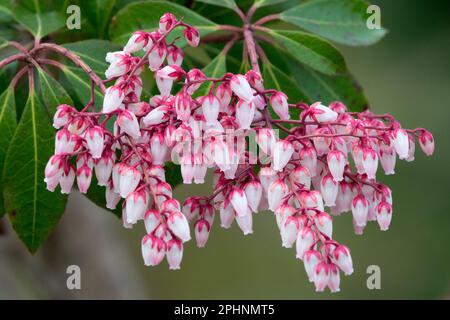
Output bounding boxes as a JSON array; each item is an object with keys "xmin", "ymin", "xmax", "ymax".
[
  {"xmin": 150, "ymin": 133, "xmax": 168, "ymax": 165},
  {"xmin": 125, "ymin": 189, "xmax": 148, "ymax": 224},
  {"xmin": 300, "ymin": 147, "xmax": 318, "ymax": 177},
  {"xmin": 329, "ymin": 101, "xmax": 347, "ymax": 114},
  {"xmin": 351, "ymin": 194, "xmax": 368, "ymax": 227},
  {"xmin": 142, "ymin": 235, "xmax": 166, "ymax": 266},
  {"xmin": 376, "ymin": 201, "xmax": 392, "ymax": 231},
  {"xmin": 143, "ymin": 105, "xmax": 170, "ymax": 127},
  {"xmin": 103, "ymin": 86, "xmax": 124, "ymax": 113},
  {"xmin": 418, "ymin": 130, "xmax": 434, "ymax": 156},
  {"xmin": 55, "ymin": 129, "xmax": 77, "ymax": 155},
  {"xmin": 167, "ymin": 211, "xmax": 191, "ymax": 242},
  {"xmin": 268, "ymin": 179, "xmax": 289, "ymax": 211},
  {"xmin": 94, "ymin": 150, "xmax": 114, "ymax": 186},
  {"xmin": 362, "ymin": 148, "xmax": 378, "ymax": 179},
  {"xmin": 270, "ymin": 92, "xmax": 289, "ymax": 120},
  {"xmin": 167, "ymin": 46, "xmax": 184, "ymax": 66},
  {"xmin": 119, "ymin": 164, "xmax": 142, "ymax": 198},
  {"xmin": 328, "ymin": 264, "xmax": 341, "ymax": 293},
  {"xmin": 194, "ymin": 218, "xmax": 210, "ymax": 247},
  {"xmin": 185, "ymin": 68, "xmax": 205, "ymax": 95},
  {"xmin": 216, "ymin": 82, "xmax": 232, "ymax": 111},
  {"xmin": 202, "ymin": 94, "xmax": 220, "ymax": 124},
  {"xmin": 230, "ymin": 74, "xmax": 254, "ymax": 102},
  {"xmin": 180, "ymin": 156, "xmax": 195, "ymax": 184},
  {"xmin": 258, "ymin": 167, "xmax": 278, "ymax": 194},
  {"xmin": 256, "ymin": 128, "xmax": 277, "ymax": 156},
  {"xmin": 313, "ymin": 262, "xmax": 330, "ymax": 292},
  {"xmin": 53, "ymin": 104, "xmax": 74, "ymax": 129},
  {"xmin": 327, "ymin": 150, "xmax": 346, "ymax": 182},
  {"xmin": 124, "ymin": 31, "xmax": 151, "ymax": 53},
  {"xmin": 296, "ymin": 227, "xmax": 316, "ymax": 260},
  {"xmin": 159, "ymin": 13, "xmax": 177, "ymax": 33},
  {"xmin": 290, "ymin": 166, "xmax": 311, "ymax": 190},
  {"xmin": 243, "ymin": 180, "xmax": 263, "ymax": 213},
  {"xmin": 166, "ymin": 238, "xmax": 183, "ymax": 270},
  {"xmin": 309, "ymin": 102, "xmax": 338, "ymax": 122},
  {"xmin": 117, "ymin": 109, "xmax": 141, "ymax": 139},
  {"xmin": 147, "ymin": 37, "xmax": 167, "ymax": 71},
  {"xmin": 272, "ymin": 140, "xmax": 294, "ymax": 172},
  {"xmin": 174, "ymin": 91, "xmax": 192, "ymax": 122},
  {"xmin": 333, "ymin": 245, "xmax": 353, "ymax": 275},
  {"xmin": 76, "ymin": 164, "xmax": 92, "ymax": 194},
  {"xmin": 299, "ymin": 190, "xmax": 324, "ymax": 214},
  {"xmin": 281, "ymin": 215, "xmax": 300, "ymax": 248},
  {"xmin": 106, "ymin": 182, "xmax": 120, "ymax": 209},
  {"xmin": 84, "ymin": 126, "xmax": 104, "ymax": 159},
  {"xmin": 229, "ymin": 186, "xmax": 249, "ymax": 217},
  {"xmin": 60, "ymin": 165, "xmax": 75, "ymax": 194},
  {"xmin": 235, "ymin": 99, "xmax": 255, "ymax": 129},
  {"xmin": 314, "ymin": 211, "xmax": 333, "ymax": 238},
  {"xmin": 245, "ymin": 70, "xmax": 264, "ymax": 91},
  {"xmin": 320, "ymin": 174, "xmax": 338, "ymax": 206},
  {"xmin": 144, "ymin": 209, "xmax": 161, "ymax": 234},
  {"xmin": 236, "ymin": 211, "xmax": 253, "ymax": 235},
  {"xmin": 184, "ymin": 26, "xmax": 200, "ymax": 47},
  {"xmin": 380, "ymin": 147, "xmax": 396, "ymax": 175},
  {"xmin": 304, "ymin": 250, "xmax": 322, "ymax": 282},
  {"xmin": 392, "ymin": 128, "xmax": 409, "ymax": 160},
  {"xmin": 219, "ymin": 201, "xmax": 235, "ymax": 229}
]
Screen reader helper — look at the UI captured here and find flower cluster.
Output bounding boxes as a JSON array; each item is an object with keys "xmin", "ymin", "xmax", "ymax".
[{"xmin": 44, "ymin": 13, "xmax": 434, "ymax": 292}]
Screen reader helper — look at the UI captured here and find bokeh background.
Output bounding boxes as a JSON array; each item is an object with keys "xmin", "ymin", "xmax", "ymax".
[{"xmin": 0, "ymin": 0, "xmax": 449, "ymax": 299}]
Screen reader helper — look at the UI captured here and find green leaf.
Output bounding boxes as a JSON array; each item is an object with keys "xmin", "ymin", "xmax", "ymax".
[
  {"xmin": 13, "ymin": 3, "xmax": 65, "ymax": 39},
  {"xmin": 196, "ymin": 53, "xmax": 227, "ymax": 96},
  {"xmin": 280, "ymin": 0, "xmax": 386, "ymax": 46},
  {"xmin": 164, "ymin": 163, "xmax": 183, "ymax": 189},
  {"xmin": 3, "ymin": 91, "xmax": 67, "ymax": 253},
  {"xmin": 287, "ymin": 59, "xmax": 368, "ymax": 111},
  {"xmin": 270, "ymin": 30, "xmax": 346, "ymax": 75},
  {"xmin": 195, "ymin": 0, "xmax": 238, "ymax": 10},
  {"xmin": 0, "ymin": 87, "xmax": 17, "ymax": 218},
  {"xmin": 37, "ymin": 68, "xmax": 73, "ymax": 115},
  {"xmin": 110, "ymin": 0, "xmax": 218, "ymax": 45},
  {"xmin": 81, "ymin": 0, "xmax": 117, "ymax": 37},
  {"xmin": 253, "ymin": 0, "xmax": 289, "ymax": 8}
]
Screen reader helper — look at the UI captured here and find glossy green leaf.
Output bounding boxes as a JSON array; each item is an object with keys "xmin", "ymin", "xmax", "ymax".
[
  {"xmin": 3, "ymin": 91, "xmax": 67, "ymax": 253},
  {"xmin": 195, "ymin": 0, "xmax": 238, "ymax": 10},
  {"xmin": 253, "ymin": 0, "xmax": 289, "ymax": 8},
  {"xmin": 280, "ymin": 0, "xmax": 386, "ymax": 46},
  {"xmin": 287, "ymin": 59, "xmax": 368, "ymax": 111},
  {"xmin": 81, "ymin": 0, "xmax": 117, "ymax": 37},
  {"xmin": 110, "ymin": 0, "xmax": 218, "ymax": 45},
  {"xmin": 37, "ymin": 68, "xmax": 73, "ymax": 115},
  {"xmin": 270, "ymin": 30, "xmax": 347, "ymax": 75},
  {"xmin": 196, "ymin": 53, "xmax": 227, "ymax": 96},
  {"xmin": 13, "ymin": 2, "xmax": 65, "ymax": 39},
  {"xmin": 0, "ymin": 87, "xmax": 17, "ymax": 218}
]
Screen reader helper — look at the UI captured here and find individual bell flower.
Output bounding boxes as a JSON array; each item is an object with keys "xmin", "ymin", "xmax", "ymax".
[
  {"xmin": 84, "ymin": 126, "xmax": 104, "ymax": 159},
  {"xmin": 68, "ymin": 116, "xmax": 89, "ymax": 135},
  {"xmin": 281, "ymin": 215, "xmax": 300, "ymax": 248},
  {"xmin": 193, "ymin": 155, "xmax": 207, "ymax": 184},
  {"xmin": 275, "ymin": 204, "xmax": 295, "ymax": 230},
  {"xmin": 235, "ymin": 99, "xmax": 255, "ymax": 130},
  {"xmin": 320, "ymin": 174, "xmax": 339, "ymax": 207},
  {"xmin": 362, "ymin": 148, "xmax": 378, "ymax": 180},
  {"xmin": 229, "ymin": 186, "xmax": 249, "ymax": 217},
  {"xmin": 167, "ymin": 46, "xmax": 184, "ymax": 66},
  {"xmin": 76, "ymin": 164, "xmax": 92, "ymax": 194},
  {"xmin": 300, "ymin": 147, "xmax": 318, "ymax": 177},
  {"xmin": 180, "ymin": 155, "xmax": 194, "ymax": 184},
  {"xmin": 55, "ymin": 128, "xmax": 77, "ymax": 155},
  {"xmin": 270, "ymin": 92, "xmax": 289, "ymax": 120},
  {"xmin": 329, "ymin": 101, "xmax": 347, "ymax": 114},
  {"xmin": 105, "ymin": 52, "xmax": 133, "ymax": 79},
  {"xmin": 406, "ymin": 135, "xmax": 415, "ymax": 162},
  {"xmin": 328, "ymin": 264, "xmax": 341, "ymax": 293},
  {"xmin": 418, "ymin": 130, "xmax": 434, "ymax": 156},
  {"xmin": 103, "ymin": 85, "xmax": 125, "ymax": 113},
  {"xmin": 144, "ymin": 209, "xmax": 161, "ymax": 234},
  {"xmin": 230, "ymin": 74, "xmax": 254, "ymax": 102},
  {"xmin": 391, "ymin": 128, "xmax": 409, "ymax": 160},
  {"xmin": 236, "ymin": 211, "xmax": 253, "ymax": 235},
  {"xmin": 216, "ymin": 82, "xmax": 232, "ymax": 111},
  {"xmin": 117, "ymin": 109, "xmax": 141, "ymax": 139},
  {"xmin": 245, "ymin": 70, "xmax": 264, "ymax": 91},
  {"xmin": 290, "ymin": 166, "xmax": 311, "ymax": 190},
  {"xmin": 60, "ymin": 165, "xmax": 75, "ymax": 194},
  {"xmin": 119, "ymin": 164, "xmax": 142, "ymax": 198},
  {"xmin": 313, "ymin": 262, "xmax": 330, "ymax": 292},
  {"xmin": 185, "ymin": 68, "xmax": 206, "ymax": 95},
  {"xmin": 124, "ymin": 31, "xmax": 151, "ymax": 53},
  {"xmin": 159, "ymin": 13, "xmax": 177, "ymax": 34},
  {"xmin": 243, "ymin": 180, "xmax": 263, "ymax": 213},
  {"xmin": 333, "ymin": 245, "xmax": 353, "ymax": 275},
  {"xmin": 335, "ymin": 181, "xmax": 354, "ymax": 213},
  {"xmin": 376, "ymin": 201, "xmax": 392, "ymax": 231},
  {"xmin": 202, "ymin": 94, "xmax": 220, "ymax": 125},
  {"xmin": 351, "ymin": 194, "xmax": 368, "ymax": 227},
  {"xmin": 53, "ymin": 104, "xmax": 75, "ymax": 129},
  {"xmin": 125, "ymin": 189, "xmax": 148, "ymax": 224},
  {"xmin": 303, "ymin": 250, "xmax": 322, "ymax": 282},
  {"xmin": 166, "ymin": 238, "xmax": 183, "ymax": 270},
  {"xmin": 379, "ymin": 147, "xmax": 396, "ymax": 175},
  {"xmin": 167, "ymin": 211, "xmax": 191, "ymax": 242},
  {"xmin": 272, "ymin": 140, "xmax": 294, "ymax": 172},
  {"xmin": 268, "ymin": 179, "xmax": 289, "ymax": 211},
  {"xmin": 309, "ymin": 102, "xmax": 338, "ymax": 123},
  {"xmin": 184, "ymin": 26, "xmax": 200, "ymax": 47},
  {"xmin": 174, "ymin": 91, "xmax": 192, "ymax": 122},
  {"xmin": 155, "ymin": 76, "xmax": 174, "ymax": 97},
  {"xmin": 327, "ymin": 150, "xmax": 346, "ymax": 182},
  {"xmin": 147, "ymin": 37, "xmax": 167, "ymax": 71},
  {"xmin": 94, "ymin": 150, "xmax": 115, "ymax": 186},
  {"xmin": 143, "ymin": 105, "xmax": 171, "ymax": 127},
  {"xmin": 314, "ymin": 211, "xmax": 333, "ymax": 238},
  {"xmin": 219, "ymin": 201, "xmax": 235, "ymax": 229},
  {"xmin": 106, "ymin": 182, "xmax": 121, "ymax": 210},
  {"xmin": 299, "ymin": 190, "xmax": 325, "ymax": 214},
  {"xmin": 212, "ymin": 139, "xmax": 231, "ymax": 172},
  {"xmin": 296, "ymin": 227, "xmax": 316, "ymax": 260},
  {"xmin": 142, "ymin": 235, "xmax": 166, "ymax": 267},
  {"xmin": 194, "ymin": 218, "xmax": 210, "ymax": 247},
  {"xmin": 150, "ymin": 133, "xmax": 168, "ymax": 165},
  {"xmin": 256, "ymin": 128, "xmax": 277, "ymax": 156}
]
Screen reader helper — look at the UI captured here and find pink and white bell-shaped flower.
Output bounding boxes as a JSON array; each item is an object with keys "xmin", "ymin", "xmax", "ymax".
[
  {"xmin": 53, "ymin": 104, "xmax": 74, "ymax": 129},
  {"xmin": 380, "ymin": 147, "xmax": 396, "ymax": 175},
  {"xmin": 147, "ymin": 34, "xmax": 167, "ymax": 71},
  {"xmin": 272, "ymin": 140, "xmax": 294, "ymax": 172},
  {"xmin": 300, "ymin": 147, "xmax": 318, "ymax": 177},
  {"xmin": 281, "ymin": 215, "xmax": 300, "ymax": 248},
  {"xmin": 167, "ymin": 46, "xmax": 184, "ymax": 66},
  {"xmin": 142, "ymin": 235, "xmax": 166, "ymax": 266},
  {"xmin": 243, "ymin": 180, "xmax": 263, "ymax": 212},
  {"xmin": 219, "ymin": 201, "xmax": 235, "ymax": 229},
  {"xmin": 299, "ymin": 190, "xmax": 324, "ymax": 213},
  {"xmin": 180, "ymin": 155, "xmax": 195, "ymax": 184},
  {"xmin": 184, "ymin": 26, "xmax": 200, "ymax": 47},
  {"xmin": 117, "ymin": 109, "xmax": 141, "ymax": 139},
  {"xmin": 290, "ymin": 166, "xmax": 311, "ymax": 190},
  {"xmin": 314, "ymin": 211, "xmax": 333, "ymax": 238},
  {"xmin": 185, "ymin": 68, "xmax": 205, "ymax": 95},
  {"xmin": 245, "ymin": 70, "xmax": 264, "ymax": 91},
  {"xmin": 230, "ymin": 74, "xmax": 254, "ymax": 102},
  {"xmin": 125, "ymin": 189, "xmax": 148, "ymax": 224},
  {"xmin": 270, "ymin": 92, "xmax": 289, "ymax": 120},
  {"xmin": 119, "ymin": 164, "xmax": 142, "ymax": 198},
  {"xmin": 259, "ymin": 167, "xmax": 278, "ymax": 194},
  {"xmin": 106, "ymin": 183, "xmax": 121, "ymax": 209},
  {"xmin": 333, "ymin": 245, "xmax": 353, "ymax": 275},
  {"xmin": 418, "ymin": 130, "xmax": 434, "ymax": 156},
  {"xmin": 313, "ymin": 262, "xmax": 330, "ymax": 292},
  {"xmin": 328, "ymin": 264, "xmax": 341, "ymax": 293},
  {"xmin": 103, "ymin": 85, "xmax": 124, "ymax": 113},
  {"xmin": 94, "ymin": 150, "xmax": 114, "ymax": 186},
  {"xmin": 76, "ymin": 164, "xmax": 92, "ymax": 194},
  {"xmin": 236, "ymin": 211, "xmax": 253, "ymax": 235},
  {"xmin": 351, "ymin": 194, "xmax": 368, "ymax": 227},
  {"xmin": 256, "ymin": 128, "xmax": 277, "ymax": 156},
  {"xmin": 150, "ymin": 133, "xmax": 168, "ymax": 165},
  {"xmin": 84, "ymin": 126, "xmax": 104, "ymax": 159},
  {"xmin": 194, "ymin": 219, "xmax": 210, "ymax": 247},
  {"xmin": 174, "ymin": 91, "xmax": 192, "ymax": 122},
  {"xmin": 296, "ymin": 227, "xmax": 316, "ymax": 260},
  {"xmin": 303, "ymin": 250, "xmax": 322, "ymax": 282},
  {"xmin": 155, "ymin": 76, "xmax": 173, "ymax": 97},
  {"xmin": 235, "ymin": 99, "xmax": 255, "ymax": 129},
  {"xmin": 167, "ymin": 211, "xmax": 191, "ymax": 242},
  {"xmin": 166, "ymin": 238, "xmax": 183, "ymax": 270},
  {"xmin": 124, "ymin": 31, "xmax": 151, "ymax": 53},
  {"xmin": 159, "ymin": 13, "xmax": 177, "ymax": 33},
  {"xmin": 105, "ymin": 52, "xmax": 133, "ymax": 79},
  {"xmin": 229, "ymin": 186, "xmax": 248, "ymax": 217},
  {"xmin": 55, "ymin": 129, "xmax": 77, "ymax": 155},
  {"xmin": 327, "ymin": 150, "xmax": 346, "ymax": 182},
  {"xmin": 275, "ymin": 204, "xmax": 295, "ymax": 230},
  {"xmin": 143, "ymin": 105, "xmax": 170, "ymax": 127},
  {"xmin": 362, "ymin": 148, "xmax": 378, "ymax": 179},
  {"xmin": 320, "ymin": 174, "xmax": 338, "ymax": 206},
  {"xmin": 60, "ymin": 165, "xmax": 75, "ymax": 194},
  {"xmin": 268, "ymin": 179, "xmax": 289, "ymax": 211},
  {"xmin": 212, "ymin": 139, "xmax": 231, "ymax": 172},
  {"xmin": 194, "ymin": 156, "xmax": 207, "ymax": 184},
  {"xmin": 202, "ymin": 94, "xmax": 220, "ymax": 125},
  {"xmin": 216, "ymin": 82, "xmax": 232, "ymax": 111},
  {"xmin": 376, "ymin": 201, "xmax": 392, "ymax": 231},
  {"xmin": 144, "ymin": 209, "xmax": 161, "ymax": 234},
  {"xmin": 309, "ymin": 102, "xmax": 338, "ymax": 123},
  {"xmin": 392, "ymin": 128, "xmax": 409, "ymax": 160}
]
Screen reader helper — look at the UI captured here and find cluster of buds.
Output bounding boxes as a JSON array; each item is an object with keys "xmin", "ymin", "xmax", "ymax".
[{"xmin": 44, "ymin": 13, "xmax": 434, "ymax": 292}]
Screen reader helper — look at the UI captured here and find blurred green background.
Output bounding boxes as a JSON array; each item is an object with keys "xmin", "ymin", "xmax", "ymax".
[{"xmin": 1, "ymin": 0, "xmax": 449, "ymax": 299}]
